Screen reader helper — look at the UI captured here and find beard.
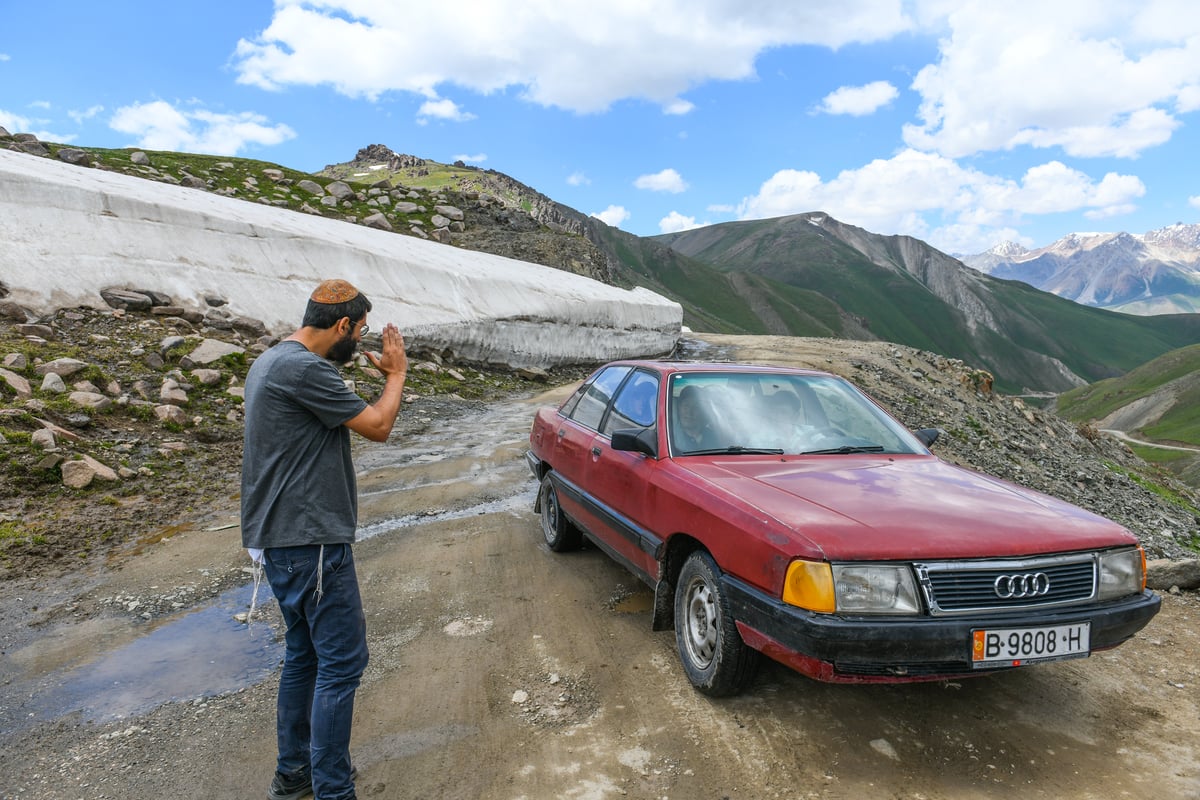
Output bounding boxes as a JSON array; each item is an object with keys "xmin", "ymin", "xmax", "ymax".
[{"xmin": 326, "ymin": 331, "xmax": 358, "ymax": 364}]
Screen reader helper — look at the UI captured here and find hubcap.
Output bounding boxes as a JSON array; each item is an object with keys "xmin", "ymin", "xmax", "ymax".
[{"xmin": 684, "ymin": 577, "xmax": 718, "ymax": 668}]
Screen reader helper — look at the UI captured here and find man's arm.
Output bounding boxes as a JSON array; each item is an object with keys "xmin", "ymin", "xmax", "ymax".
[{"xmin": 345, "ymin": 323, "xmax": 407, "ymax": 442}]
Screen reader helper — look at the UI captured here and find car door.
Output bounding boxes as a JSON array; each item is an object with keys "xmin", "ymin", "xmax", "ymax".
[
  {"xmin": 547, "ymin": 365, "xmax": 631, "ymax": 536},
  {"xmin": 586, "ymin": 369, "xmax": 662, "ymax": 581}
]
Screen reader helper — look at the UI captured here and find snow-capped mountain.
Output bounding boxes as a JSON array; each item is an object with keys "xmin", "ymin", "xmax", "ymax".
[{"xmin": 961, "ymin": 223, "xmax": 1200, "ymax": 315}]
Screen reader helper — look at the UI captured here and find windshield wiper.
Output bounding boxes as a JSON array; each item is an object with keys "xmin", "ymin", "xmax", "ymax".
[
  {"xmin": 800, "ymin": 444, "xmax": 886, "ymax": 455},
  {"xmin": 686, "ymin": 445, "xmax": 785, "ymax": 456}
]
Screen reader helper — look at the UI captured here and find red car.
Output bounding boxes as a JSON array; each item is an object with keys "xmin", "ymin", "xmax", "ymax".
[{"xmin": 525, "ymin": 361, "xmax": 1160, "ymax": 695}]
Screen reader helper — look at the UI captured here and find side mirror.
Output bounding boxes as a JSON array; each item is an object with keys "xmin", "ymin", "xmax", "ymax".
[
  {"xmin": 611, "ymin": 426, "xmax": 658, "ymax": 458},
  {"xmin": 914, "ymin": 428, "xmax": 940, "ymax": 448}
]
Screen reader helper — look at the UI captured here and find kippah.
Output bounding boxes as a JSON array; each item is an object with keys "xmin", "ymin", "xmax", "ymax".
[{"xmin": 310, "ymin": 279, "xmax": 360, "ymax": 304}]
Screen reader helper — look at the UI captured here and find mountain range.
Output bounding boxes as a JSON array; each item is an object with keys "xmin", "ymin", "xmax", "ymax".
[
  {"xmin": 4, "ymin": 135, "xmax": 1198, "ymax": 398},
  {"xmin": 961, "ymin": 224, "xmax": 1200, "ymax": 315}
]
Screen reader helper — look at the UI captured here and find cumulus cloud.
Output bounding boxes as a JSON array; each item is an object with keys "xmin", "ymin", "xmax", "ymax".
[
  {"xmin": 818, "ymin": 81, "xmax": 898, "ymax": 116},
  {"xmin": 566, "ymin": 172, "xmax": 590, "ymax": 187},
  {"xmin": 635, "ymin": 168, "xmax": 688, "ymax": 193},
  {"xmin": 1189, "ymin": 195, "xmax": 1200, "ymax": 211},
  {"xmin": 591, "ymin": 205, "xmax": 630, "ymax": 228},
  {"xmin": 904, "ymin": 2, "xmax": 1200, "ymax": 159},
  {"xmin": 659, "ymin": 212, "xmax": 706, "ymax": 234},
  {"xmin": 109, "ymin": 100, "xmax": 296, "ymax": 156},
  {"xmin": 232, "ymin": 1, "xmax": 913, "ymax": 112},
  {"xmin": 736, "ymin": 149, "xmax": 1146, "ymax": 253},
  {"xmin": 417, "ymin": 98, "xmax": 476, "ymax": 123},
  {"xmin": 452, "ymin": 153, "xmax": 487, "ymax": 163}
]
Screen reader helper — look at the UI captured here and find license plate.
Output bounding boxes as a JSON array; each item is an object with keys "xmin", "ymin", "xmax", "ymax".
[{"xmin": 971, "ymin": 622, "xmax": 1090, "ymax": 667}]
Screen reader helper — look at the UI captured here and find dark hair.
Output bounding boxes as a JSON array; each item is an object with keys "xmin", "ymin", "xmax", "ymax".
[{"xmin": 302, "ymin": 292, "xmax": 372, "ymax": 330}]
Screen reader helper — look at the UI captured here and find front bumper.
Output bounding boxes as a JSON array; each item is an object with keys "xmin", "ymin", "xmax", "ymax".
[{"xmin": 724, "ymin": 574, "xmax": 1161, "ymax": 682}]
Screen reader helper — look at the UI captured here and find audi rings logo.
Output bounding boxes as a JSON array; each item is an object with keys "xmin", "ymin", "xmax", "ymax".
[{"xmin": 993, "ymin": 572, "xmax": 1051, "ymax": 599}]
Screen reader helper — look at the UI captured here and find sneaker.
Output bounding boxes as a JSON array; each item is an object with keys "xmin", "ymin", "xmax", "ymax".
[
  {"xmin": 266, "ymin": 766, "xmax": 357, "ymax": 800},
  {"xmin": 267, "ymin": 771, "xmax": 311, "ymax": 800}
]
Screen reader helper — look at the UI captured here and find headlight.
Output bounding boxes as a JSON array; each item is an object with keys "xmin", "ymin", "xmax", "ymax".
[
  {"xmin": 833, "ymin": 565, "xmax": 921, "ymax": 614},
  {"xmin": 1098, "ymin": 547, "xmax": 1145, "ymax": 600},
  {"xmin": 783, "ymin": 561, "xmax": 920, "ymax": 614}
]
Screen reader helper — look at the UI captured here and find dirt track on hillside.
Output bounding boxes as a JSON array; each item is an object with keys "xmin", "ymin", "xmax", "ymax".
[{"xmin": 1, "ymin": 336, "xmax": 1198, "ymax": 799}]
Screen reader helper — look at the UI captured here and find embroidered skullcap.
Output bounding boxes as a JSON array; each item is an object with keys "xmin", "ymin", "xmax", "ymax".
[{"xmin": 310, "ymin": 279, "xmax": 360, "ymax": 304}]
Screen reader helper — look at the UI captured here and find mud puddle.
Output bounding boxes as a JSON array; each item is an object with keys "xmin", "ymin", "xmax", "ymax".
[{"xmin": 3, "ymin": 583, "xmax": 280, "ymax": 729}]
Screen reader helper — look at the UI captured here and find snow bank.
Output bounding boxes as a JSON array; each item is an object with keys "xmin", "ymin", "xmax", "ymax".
[{"xmin": 0, "ymin": 150, "xmax": 681, "ymax": 367}]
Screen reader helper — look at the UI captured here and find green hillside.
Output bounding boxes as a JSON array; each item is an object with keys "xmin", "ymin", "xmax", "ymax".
[{"xmin": 654, "ymin": 215, "xmax": 1200, "ymax": 393}]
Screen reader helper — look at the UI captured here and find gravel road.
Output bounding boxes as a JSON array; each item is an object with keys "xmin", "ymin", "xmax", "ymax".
[{"xmin": 1, "ymin": 337, "xmax": 1198, "ymax": 800}]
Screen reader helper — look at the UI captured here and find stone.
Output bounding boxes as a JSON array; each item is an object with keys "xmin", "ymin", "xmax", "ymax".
[
  {"xmin": 154, "ymin": 404, "xmax": 189, "ymax": 425},
  {"xmin": 297, "ymin": 179, "xmax": 325, "ymax": 195},
  {"xmin": 41, "ymin": 373, "xmax": 66, "ymax": 393},
  {"xmin": 35, "ymin": 357, "xmax": 88, "ymax": 378},
  {"xmin": 69, "ymin": 391, "xmax": 112, "ymax": 411},
  {"xmin": 3, "ymin": 353, "xmax": 27, "ymax": 369},
  {"xmin": 61, "ymin": 455, "xmax": 118, "ymax": 488},
  {"xmin": 363, "ymin": 213, "xmax": 393, "ymax": 231},
  {"xmin": 1146, "ymin": 558, "xmax": 1200, "ymax": 590},
  {"xmin": 326, "ymin": 181, "xmax": 355, "ymax": 200},
  {"xmin": 31, "ymin": 428, "xmax": 56, "ymax": 450},
  {"xmin": 100, "ymin": 288, "xmax": 154, "ymax": 311},
  {"xmin": 0, "ymin": 367, "xmax": 31, "ymax": 398},
  {"xmin": 130, "ymin": 151, "xmax": 150, "ymax": 165},
  {"xmin": 434, "ymin": 204, "xmax": 465, "ymax": 221},
  {"xmin": 183, "ymin": 338, "xmax": 245, "ymax": 366},
  {"xmin": 191, "ymin": 368, "xmax": 222, "ymax": 386}
]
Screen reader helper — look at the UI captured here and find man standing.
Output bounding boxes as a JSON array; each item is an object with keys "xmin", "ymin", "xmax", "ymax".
[{"xmin": 241, "ymin": 279, "xmax": 407, "ymax": 800}]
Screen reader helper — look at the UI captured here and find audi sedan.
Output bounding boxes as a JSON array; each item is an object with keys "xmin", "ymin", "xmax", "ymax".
[{"xmin": 525, "ymin": 361, "xmax": 1160, "ymax": 696}]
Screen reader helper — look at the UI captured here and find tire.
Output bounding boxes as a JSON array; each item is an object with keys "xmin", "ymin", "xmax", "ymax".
[
  {"xmin": 673, "ymin": 550, "xmax": 758, "ymax": 696},
  {"xmin": 539, "ymin": 473, "xmax": 582, "ymax": 552}
]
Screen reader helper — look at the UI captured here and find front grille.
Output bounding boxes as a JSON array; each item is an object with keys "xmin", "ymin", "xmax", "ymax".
[{"xmin": 918, "ymin": 555, "xmax": 1097, "ymax": 615}]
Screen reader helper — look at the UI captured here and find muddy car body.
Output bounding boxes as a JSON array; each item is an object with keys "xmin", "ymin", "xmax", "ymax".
[{"xmin": 526, "ymin": 361, "xmax": 1161, "ymax": 695}]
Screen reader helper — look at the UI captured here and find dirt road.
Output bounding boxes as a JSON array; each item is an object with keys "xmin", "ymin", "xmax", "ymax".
[{"xmin": 2, "ymin": 352, "xmax": 1199, "ymax": 799}]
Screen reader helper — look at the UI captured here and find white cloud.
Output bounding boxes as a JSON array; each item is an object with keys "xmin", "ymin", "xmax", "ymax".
[
  {"xmin": 591, "ymin": 205, "xmax": 630, "ymax": 227},
  {"xmin": 635, "ymin": 168, "xmax": 688, "ymax": 193},
  {"xmin": 68, "ymin": 105, "xmax": 105, "ymax": 125},
  {"xmin": 736, "ymin": 149, "xmax": 1146, "ymax": 253},
  {"xmin": 1188, "ymin": 195, "xmax": 1200, "ymax": 211},
  {"xmin": 707, "ymin": 203, "xmax": 735, "ymax": 213},
  {"xmin": 0, "ymin": 108, "xmax": 72, "ymax": 142},
  {"xmin": 566, "ymin": 172, "xmax": 590, "ymax": 187},
  {"xmin": 417, "ymin": 98, "xmax": 476, "ymax": 123},
  {"xmin": 659, "ymin": 211, "xmax": 707, "ymax": 234},
  {"xmin": 664, "ymin": 99, "xmax": 695, "ymax": 115},
  {"xmin": 109, "ymin": 100, "xmax": 296, "ymax": 156},
  {"xmin": 233, "ymin": 1, "xmax": 913, "ymax": 112},
  {"xmin": 904, "ymin": 2, "xmax": 1200, "ymax": 159},
  {"xmin": 29, "ymin": 100, "xmax": 51, "ymax": 110},
  {"xmin": 0, "ymin": 54, "xmax": 10, "ymax": 62},
  {"xmin": 452, "ymin": 153, "xmax": 487, "ymax": 163},
  {"xmin": 1179, "ymin": 85, "xmax": 1200, "ymax": 112},
  {"xmin": 818, "ymin": 81, "xmax": 898, "ymax": 116}
]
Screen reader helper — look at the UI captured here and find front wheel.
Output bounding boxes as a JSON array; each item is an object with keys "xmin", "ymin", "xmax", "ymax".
[
  {"xmin": 539, "ymin": 473, "xmax": 581, "ymax": 552},
  {"xmin": 673, "ymin": 551, "xmax": 758, "ymax": 696}
]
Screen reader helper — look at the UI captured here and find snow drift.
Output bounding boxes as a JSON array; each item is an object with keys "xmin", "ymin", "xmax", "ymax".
[{"xmin": 0, "ymin": 149, "xmax": 681, "ymax": 367}]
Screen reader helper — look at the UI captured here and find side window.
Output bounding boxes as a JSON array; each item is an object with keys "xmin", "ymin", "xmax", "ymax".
[
  {"xmin": 603, "ymin": 371, "xmax": 659, "ymax": 435},
  {"xmin": 569, "ymin": 366, "xmax": 631, "ymax": 431}
]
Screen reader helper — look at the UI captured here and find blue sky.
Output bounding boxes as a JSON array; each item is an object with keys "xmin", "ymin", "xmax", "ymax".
[{"xmin": 3, "ymin": 0, "xmax": 1199, "ymax": 255}]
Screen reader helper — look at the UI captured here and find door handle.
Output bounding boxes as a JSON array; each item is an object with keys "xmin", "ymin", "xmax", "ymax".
[{"xmin": 591, "ymin": 446, "xmax": 602, "ymax": 457}]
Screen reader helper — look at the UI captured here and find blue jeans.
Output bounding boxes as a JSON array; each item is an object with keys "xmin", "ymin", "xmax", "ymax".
[{"xmin": 265, "ymin": 543, "xmax": 368, "ymax": 800}]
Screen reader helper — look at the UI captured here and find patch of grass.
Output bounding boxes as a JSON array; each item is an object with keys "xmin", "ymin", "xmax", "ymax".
[{"xmin": 1103, "ymin": 460, "xmax": 1200, "ymax": 517}]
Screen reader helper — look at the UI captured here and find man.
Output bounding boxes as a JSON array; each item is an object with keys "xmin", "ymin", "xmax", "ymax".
[{"xmin": 241, "ymin": 279, "xmax": 407, "ymax": 800}]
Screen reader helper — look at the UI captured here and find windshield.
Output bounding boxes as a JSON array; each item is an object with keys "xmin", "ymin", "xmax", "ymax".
[{"xmin": 667, "ymin": 371, "xmax": 926, "ymax": 457}]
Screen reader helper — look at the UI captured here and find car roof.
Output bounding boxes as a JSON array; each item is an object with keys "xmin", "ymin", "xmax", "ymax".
[{"xmin": 604, "ymin": 360, "xmax": 833, "ymax": 379}]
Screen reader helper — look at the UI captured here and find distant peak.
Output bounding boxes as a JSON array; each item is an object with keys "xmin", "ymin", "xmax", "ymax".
[{"xmin": 989, "ymin": 241, "xmax": 1028, "ymax": 257}]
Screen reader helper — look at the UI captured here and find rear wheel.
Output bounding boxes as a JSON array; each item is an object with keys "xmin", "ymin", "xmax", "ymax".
[
  {"xmin": 539, "ymin": 474, "xmax": 581, "ymax": 552},
  {"xmin": 674, "ymin": 550, "xmax": 758, "ymax": 696}
]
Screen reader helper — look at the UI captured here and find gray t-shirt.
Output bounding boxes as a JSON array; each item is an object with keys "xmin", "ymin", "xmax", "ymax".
[{"xmin": 240, "ymin": 341, "xmax": 369, "ymax": 549}]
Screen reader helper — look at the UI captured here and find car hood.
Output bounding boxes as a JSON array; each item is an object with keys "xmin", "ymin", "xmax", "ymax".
[{"xmin": 681, "ymin": 455, "xmax": 1136, "ymax": 561}]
